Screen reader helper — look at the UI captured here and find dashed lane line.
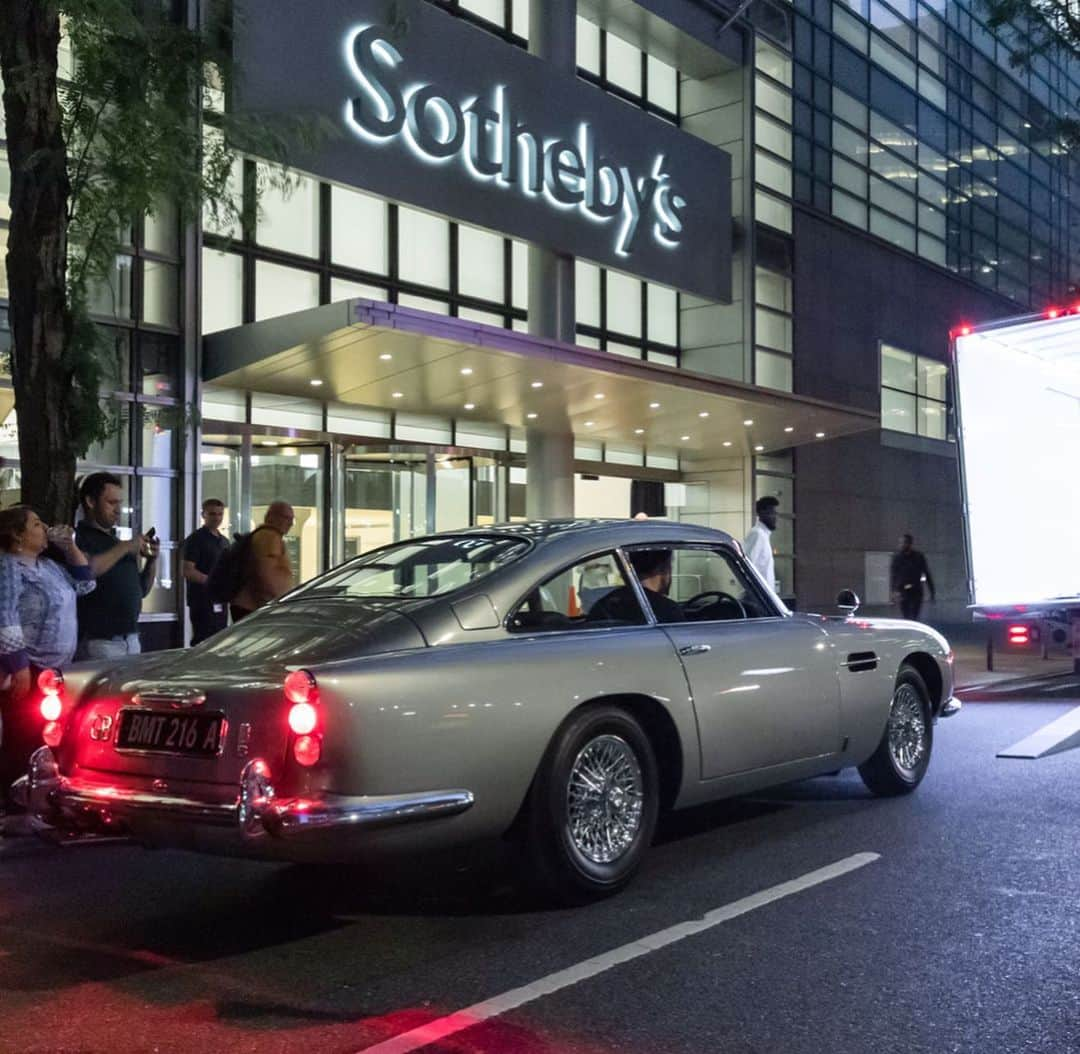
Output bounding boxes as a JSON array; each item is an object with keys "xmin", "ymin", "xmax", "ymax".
[{"xmin": 353, "ymin": 851, "xmax": 882, "ymax": 1054}]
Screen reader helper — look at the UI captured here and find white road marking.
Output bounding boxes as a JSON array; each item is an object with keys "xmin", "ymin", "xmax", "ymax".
[
  {"xmin": 998, "ymin": 704, "xmax": 1080, "ymax": 759},
  {"xmin": 354, "ymin": 851, "xmax": 881, "ymax": 1054}
]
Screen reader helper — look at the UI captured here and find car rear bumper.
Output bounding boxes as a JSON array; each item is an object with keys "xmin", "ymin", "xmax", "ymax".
[{"xmin": 12, "ymin": 748, "xmax": 475, "ymax": 849}]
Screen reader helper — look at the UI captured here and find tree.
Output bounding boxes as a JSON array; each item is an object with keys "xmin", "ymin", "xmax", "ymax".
[
  {"xmin": 979, "ymin": 0, "xmax": 1080, "ymax": 147},
  {"xmin": 0, "ymin": 0, "xmax": 304, "ymax": 523}
]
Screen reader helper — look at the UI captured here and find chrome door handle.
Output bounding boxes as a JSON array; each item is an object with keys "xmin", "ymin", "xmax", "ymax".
[{"xmin": 678, "ymin": 643, "xmax": 712, "ymax": 656}]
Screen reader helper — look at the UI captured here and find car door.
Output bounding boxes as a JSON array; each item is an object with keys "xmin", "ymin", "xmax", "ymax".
[{"xmin": 634, "ymin": 543, "xmax": 841, "ymax": 779}]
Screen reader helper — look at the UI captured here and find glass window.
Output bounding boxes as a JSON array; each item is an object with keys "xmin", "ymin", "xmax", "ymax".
[
  {"xmin": 917, "ymin": 356, "xmax": 947, "ymax": 400},
  {"xmin": 511, "ymin": 240, "xmax": 529, "ymax": 311},
  {"xmin": 756, "ymin": 308, "xmax": 792, "ymax": 352},
  {"xmin": 756, "ymin": 76, "xmax": 793, "ymax": 123},
  {"xmin": 833, "ymin": 87, "xmax": 868, "ymax": 131},
  {"xmin": 509, "ymin": 551, "xmax": 645, "ymax": 632},
  {"xmin": 833, "ymin": 9, "xmax": 868, "ymax": 52},
  {"xmin": 397, "ymin": 293, "xmax": 449, "ymax": 314},
  {"xmin": 834, "ymin": 154, "xmax": 866, "ymax": 195},
  {"xmin": 647, "ymin": 284, "xmax": 678, "ymax": 344},
  {"xmin": 755, "ymin": 268, "xmax": 790, "ymax": 311},
  {"xmin": 575, "ymin": 260, "xmax": 601, "ymax": 327},
  {"xmin": 329, "ymin": 278, "xmax": 387, "ymax": 303},
  {"xmin": 755, "ymin": 190, "xmax": 793, "ymax": 232},
  {"xmin": 756, "ymin": 113, "xmax": 793, "ymax": 159},
  {"xmin": 755, "ymin": 40, "xmax": 793, "ymax": 88},
  {"xmin": 870, "ymin": 207, "xmax": 916, "ymax": 250},
  {"xmin": 201, "ymin": 249, "xmax": 243, "ymax": 334},
  {"xmin": 397, "ymin": 206, "xmax": 450, "ymax": 289},
  {"xmin": 458, "ymin": 224, "xmax": 505, "ymax": 302},
  {"xmin": 87, "ymin": 254, "xmax": 134, "ymax": 320},
  {"xmin": 143, "ymin": 260, "xmax": 178, "ymax": 327},
  {"xmin": 606, "ymin": 34, "xmax": 642, "ymax": 96},
  {"xmin": 756, "ymin": 349, "xmax": 793, "ymax": 392},
  {"xmin": 665, "ymin": 547, "xmax": 773, "ymax": 620},
  {"xmin": 881, "ymin": 344, "xmax": 915, "ymax": 389},
  {"xmin": 576, "ymin": 17, "xmax": 601, "ymax": 74},
  {"xmin": 138, "ymin": 333, "xmax": 178, "ymax": 398},
  {"xmin": 141, "ymin": 407, "xmax": 176, "ymax": 469},
  {"xmin": 144, "ymin": 199, "xmax": 178, "ymax": 257},
  {"xmin": 255, "ymin": 168, "xmax": 319, "ymax": 257},
  {"xmin": 460, "ymin": 0, "xmax": 503, "ymax": 24},
  {"xmin": 756, "ymin": 150, "xmax": 793, "ymax": 196},
  {"xmin": 291, "ymin": 534, "xmax": 530, "ymax": 600},
  {"xmin": 833, "ymin": 189, "xmax": 868, "ymax": 227},
  {"xmin": 201, "ymin": 131, "xmax": 242, "ymax": 240},
  {"xmin": 647, "ymin": 55, "xmax": 678, "ymax": 112},
  {"xmin": 606, "ymin": 270, "xmax": 641, "ymax": 336},
  {"xmin": 331, "ymin": 186, "xmax": 389, "ymax": 274},
  {"xmin": 254, "ymin": 262, "xmax": 319, "ymax": 322},
  {"xmin": 881, "ymin": 386, "xmax": 917, "ymax": 432}
]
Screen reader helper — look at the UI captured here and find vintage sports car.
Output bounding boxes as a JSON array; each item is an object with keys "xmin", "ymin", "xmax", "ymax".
[{"xmin": 17, "ymin": 520, "xmax": 959, "ymax": 899}]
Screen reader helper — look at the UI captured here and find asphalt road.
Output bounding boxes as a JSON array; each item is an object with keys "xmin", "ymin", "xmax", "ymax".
[{"xmin": 1, "ymin": 684, "xmax": 1078, "ymax": 1054}]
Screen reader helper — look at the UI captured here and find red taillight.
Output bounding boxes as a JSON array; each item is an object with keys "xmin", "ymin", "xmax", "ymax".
[
  {"xmin": 292, "ymin": 734, "xmax": 322, "ymax": 767},
  {"xmin": 40, "ymin": 695, "xmax": 63, "ymax": 722},
  {"xmin": 957, "ymin": 324, "xmax": 972, "ymax": 336},
  {"xmin": 284, "ymin": 669, "xmax": 317, "ymax": 705},
  {"xmin": 37, "ymin": 668, "xmax": 63, "ymax": 696},
  {"xmin": 1007, "ymin": 624, "xmax": 1031, "ymax": 646},
  {"xmin": 1047, "ymin": 307, "xmax": 1061, "ymax": 319},
  {"xmin": 287, "ymin": 701, "xmax": 318, "ymax": 735},
  {"xmin": 42, "ymin": 721, "xmax": 63, "ymax": 747}
]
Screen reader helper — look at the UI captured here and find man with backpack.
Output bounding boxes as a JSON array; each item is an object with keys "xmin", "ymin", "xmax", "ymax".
[
  {"xmin": 181, "ymin": 498, "xmax": 229, "ymax": 645},
  {"xmin": 225, "ymin": 501, "xmax": 295, "ymax": 622}
]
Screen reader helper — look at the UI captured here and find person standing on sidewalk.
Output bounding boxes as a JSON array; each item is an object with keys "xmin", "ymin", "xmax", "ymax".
[
  {"xmin": 744, "ymin": 496, "xmax": 779, "ymax": 592},
  {"xmin": 229, "ymin": 501, "xmax": 295, "ymax": 622},
  {"xmin": 75, "ymin": 473, "xmax": 159, "ymax": 660},
  {"xmin": 182, "ymin": 498, "xmax": 229, "ymax": 645},
  {"xmin": 891, "ymin": 532, "xmax": 935, "ymax": 621}
]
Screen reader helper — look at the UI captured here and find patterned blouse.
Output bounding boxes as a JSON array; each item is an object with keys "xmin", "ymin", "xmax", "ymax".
[{"xmin": 0, "ymin": 554, "xmax": 96, "ymax": 674}]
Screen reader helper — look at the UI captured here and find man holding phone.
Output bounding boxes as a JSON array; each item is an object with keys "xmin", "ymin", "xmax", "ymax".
[{"xmin": 75, "ymin": 472, "xmax": 160, "ymax": 660}]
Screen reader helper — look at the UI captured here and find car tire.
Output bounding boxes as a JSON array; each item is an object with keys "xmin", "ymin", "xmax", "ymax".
[
  {"xmin": 524, "ymin": 705, "xmax": 659, "ymax": 903},
  {"xmin": 858, "ymin": 664, "xmax": 934, "ymax": 797}
]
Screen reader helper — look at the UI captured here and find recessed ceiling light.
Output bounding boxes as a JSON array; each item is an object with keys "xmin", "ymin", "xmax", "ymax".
[
  {"xmin": 463, "ymin": 402, "xmax": 475, "ymax": 410},
  {"xmin": 460, "ymin": 367, "xmax": 473, "ymax": 376},
  {"xmin": 815, "ymin": 431, "xmax": 826, "ymax": 438},
  {"xmin": 585, "ymin": 420, "xmax": 595, "ymax": 427},
  {"xmin": 594, "ymin": 393, "xmax": 605, "ymax": 400},
  {"xmin": 634, "ymin": 428, "xmax": 645, "ymax": 435},
  {"xmin": 379, "ymin": 353, "xmax": 392, "ymax": 361},
  {"xmin": 309, "ymin": 379, "xmax": 323, "ymax": 387},
  {"xmin": 260, "ymin": 440, "xmax": 278, "ymax": 447},
  {"xmin": 784, "ymin": 426, "xmax": 794, "ymax": 433},
  {"xmin": 531, "ymin": 381, "xmax": 543, "ymax": 389},
  {"xmin": 526, "ymin": 412, "xmax": 538, "ymax": 419},
  {"xmin": 698, "ymin": 411, "xmax": 710, "ymax": 418},
  {"xmin": 681, "ymin": 435, "xmax": 690, "ymax": 441},
  {"xmin": 722, "ymin": 441, "xmax": 733, "ymax": 447},
  {"xmin": 649, "ymin": 402, "xmax": 660, "ymax": 409},
  {"xmin": 392, "ymin": 391, "xmax": 404, "ymax": 399},
  {"xmin": 743, "ymin": 419, "xmax": 754, "ymax": 426},
  {"xmin": 754, "ymin": 445, "xmax": 764, "ymax": 452}
]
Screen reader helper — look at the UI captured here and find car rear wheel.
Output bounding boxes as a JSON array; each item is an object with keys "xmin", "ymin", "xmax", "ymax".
[
  {"xmin": 524, "ymin": 705, "xmax": 658, "ymax": 902},
  {"xmin": 858, "ymin": 664, "xmax": 933, "ymax": 797}
]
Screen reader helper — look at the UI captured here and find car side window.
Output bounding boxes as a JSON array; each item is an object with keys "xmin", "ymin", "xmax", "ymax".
[
  {"xmin": 508, "ymin": 552, "xmax": 647, "ymax": 632},
  {"xmin": 668, "ymin": 547, "xmax": 773, "ymax": 621}
]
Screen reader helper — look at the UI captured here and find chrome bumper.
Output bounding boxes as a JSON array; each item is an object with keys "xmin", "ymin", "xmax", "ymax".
[
  {"xmin": 15, "ymin": 748, "xmax": 474, "ymax": 842},
  {"xmin": 940, "ymin": 696, "xmax": 962, "ymax": 718}
]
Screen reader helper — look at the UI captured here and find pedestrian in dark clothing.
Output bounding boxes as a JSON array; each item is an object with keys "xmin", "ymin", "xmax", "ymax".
[
  {"xmin": 75, "ymin": 473, "xmax": 159, "ymax": 660},
  {"xmin": 182, "ymin": 499, "xmax": 229, "ymax": 645},
  {"xmin": 891, "ymin": 533, "xmax": 935, "ymax": 621}
]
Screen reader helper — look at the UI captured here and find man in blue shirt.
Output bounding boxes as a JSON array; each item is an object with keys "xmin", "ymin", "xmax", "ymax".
[{"xmin": 75, "ymin": 473, "xmax": 159, "ymax": 660}]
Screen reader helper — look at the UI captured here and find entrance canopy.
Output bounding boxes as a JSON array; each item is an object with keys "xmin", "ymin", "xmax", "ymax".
[{"xmin": 204, "ymin": 300, "xmax": 878, "ymax": 456}]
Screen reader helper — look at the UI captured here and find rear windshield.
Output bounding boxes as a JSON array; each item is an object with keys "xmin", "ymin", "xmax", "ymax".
[{"xmin": 284, "ymin": 534, "xmax": 530, "ymax": 600}]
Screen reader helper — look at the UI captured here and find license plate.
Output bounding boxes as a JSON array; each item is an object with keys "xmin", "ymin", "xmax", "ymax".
[{"xmin": 116, "ymin": 709, "xmax": 225, "ymax": 757}]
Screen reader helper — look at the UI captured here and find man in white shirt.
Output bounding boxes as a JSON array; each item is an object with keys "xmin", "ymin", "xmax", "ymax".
[{"xmin": 743, "ymin": 496, "xmax": 779, "ymax": 592}]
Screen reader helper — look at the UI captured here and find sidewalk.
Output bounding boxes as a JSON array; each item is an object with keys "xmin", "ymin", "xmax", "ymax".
[{"xmin": 951, "ymin": 640, "xmax": 1074, "ymax": 692}]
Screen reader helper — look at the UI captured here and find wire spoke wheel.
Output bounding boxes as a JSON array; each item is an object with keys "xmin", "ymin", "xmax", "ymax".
[
  {"xmin": 888, "ymin": 682, "xmax": 928, "ymax": 774},
  {"xmin": 565, "ymin": 734, "xmax": 644, "ymax": 865}
]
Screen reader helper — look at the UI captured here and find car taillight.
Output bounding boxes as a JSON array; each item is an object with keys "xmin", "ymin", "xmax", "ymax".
[
  {"xmin": 292, "ymin": 734, "xmax": 321, "ymax": 766},
  {"xmin": 38, "ymin": 668, "xmax": 63, "ymax": 696},
  {"xmin": 40, "ymin": 695, "xmax": 63, "ymax": 722},
  {"xmin": 42, "ymin": 721, "xmax": 63, "ymax": 747},
  {"xmin": 287, "ymin": 702, "xmax": 318, "ymax": 735},
  {"xmin": 284, "ymin": 669, "xmax": 317, "ymax": 705}
]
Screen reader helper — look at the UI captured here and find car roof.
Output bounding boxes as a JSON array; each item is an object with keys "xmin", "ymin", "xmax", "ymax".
[{"xmin": 424, "ymin": 518, "xmax": 737, "ymax": 548}]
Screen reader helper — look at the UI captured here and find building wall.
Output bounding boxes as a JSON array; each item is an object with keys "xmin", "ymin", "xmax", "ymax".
[{"xmin": 792, "ymin": 206, "xmax": 1015, "ymax": 620}]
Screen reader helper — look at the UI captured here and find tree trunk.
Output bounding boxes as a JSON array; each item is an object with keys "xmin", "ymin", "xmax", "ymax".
[{"xmin": 0, "ymin": 1, "xmax": 77, "ymax": 526}]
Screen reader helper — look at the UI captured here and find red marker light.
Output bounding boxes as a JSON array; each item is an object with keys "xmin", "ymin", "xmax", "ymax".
[
  {"xmin": 1007, "ymin": 624, "xmax": 1030, "ymax": 646},
  {"xmin": 37, "ymin": 668, "xmax": 63, "ymax": 696},
  {"xmin": 292, "ymin": 734, "xmax": 322, "ymax": 767},
  {"xmin": 42, "ymin": 721, "xmax": 63, "ymax": 748},
  {"xmin": 957, "ymin": 324, "xmax": 972, "ymax": 337},
  {"xmin": 283, "ymin": 669, "xmax": 317, "ymax": 705},
  {"xmin": 1047, "ymin": 307, "xmax": 1060, "ymax": 319}
]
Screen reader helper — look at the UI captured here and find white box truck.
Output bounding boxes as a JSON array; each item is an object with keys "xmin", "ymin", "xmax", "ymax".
[{"xmin": 952, "ymin": 311, "xmax": 1080, "ymax": 672}]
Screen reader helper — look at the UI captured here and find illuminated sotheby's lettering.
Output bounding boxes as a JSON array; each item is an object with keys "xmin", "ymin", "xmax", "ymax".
[{"xmin": 344, "ymin": 25, "xmax": 688, "ymax": 256}]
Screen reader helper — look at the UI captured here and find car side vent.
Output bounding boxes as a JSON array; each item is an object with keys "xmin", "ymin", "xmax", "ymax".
[{"xmin": 843, "ymin": 651, "xmax": 878, "ymax": 673}]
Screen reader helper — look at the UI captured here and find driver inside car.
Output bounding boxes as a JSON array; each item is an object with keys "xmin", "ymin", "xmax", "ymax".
[{"xmin": 588, "ymin": 548, "xmax": 685, "ymax": 624}]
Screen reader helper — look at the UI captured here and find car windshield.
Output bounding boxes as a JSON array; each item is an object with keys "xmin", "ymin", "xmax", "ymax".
[{"xmin": 284, "ymin": 534, "xmax": 530, "ymax": 600}]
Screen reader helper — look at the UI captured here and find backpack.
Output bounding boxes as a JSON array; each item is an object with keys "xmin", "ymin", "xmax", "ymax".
[{"xmin": 205, "ymin": 530, "xmax": 257, "ymax": 605}]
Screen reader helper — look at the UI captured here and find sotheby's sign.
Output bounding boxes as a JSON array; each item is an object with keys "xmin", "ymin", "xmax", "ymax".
[{"xmin": 234, "ymin": 0, "xmax": 732, "ymax": 302}]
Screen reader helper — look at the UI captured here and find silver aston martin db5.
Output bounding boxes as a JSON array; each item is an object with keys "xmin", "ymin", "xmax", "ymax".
[{"xmin": 17, "ymin": 520, "xmax": 959, "ymax": 899}]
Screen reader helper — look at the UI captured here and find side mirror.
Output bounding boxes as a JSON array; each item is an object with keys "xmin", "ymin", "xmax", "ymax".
[{"xmin": 836, "ymin": 589, "xmax": 861, "ymax": 614}]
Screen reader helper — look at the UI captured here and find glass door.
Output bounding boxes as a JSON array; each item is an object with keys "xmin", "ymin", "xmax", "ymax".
[
  {"xmin": 344, "ymin": 452, "xmax": 427, "ymax": 558},
  {"xmin": 251, "ymin": 444, "xmax": 327, "ymax": 584}
]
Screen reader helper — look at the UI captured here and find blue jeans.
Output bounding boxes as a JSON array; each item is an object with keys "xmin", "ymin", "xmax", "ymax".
[{"xmin": 77, "ymin": 634, "xmax": 141, "ymax": 661}]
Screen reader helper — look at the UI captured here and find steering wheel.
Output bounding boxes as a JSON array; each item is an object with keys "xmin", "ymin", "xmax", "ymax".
[{"xmin": 682, "ymin": 590, "xmax": 747, "ymax": 620}]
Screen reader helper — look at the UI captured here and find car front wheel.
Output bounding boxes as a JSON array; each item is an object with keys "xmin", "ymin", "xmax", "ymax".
[
  {"xmin": 858, "ymin": 664, "xmax": 933, "ymax": 796},
  {"xmin": 525, "ymin": 705, "xmax": 659, "ymax": 902}
]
